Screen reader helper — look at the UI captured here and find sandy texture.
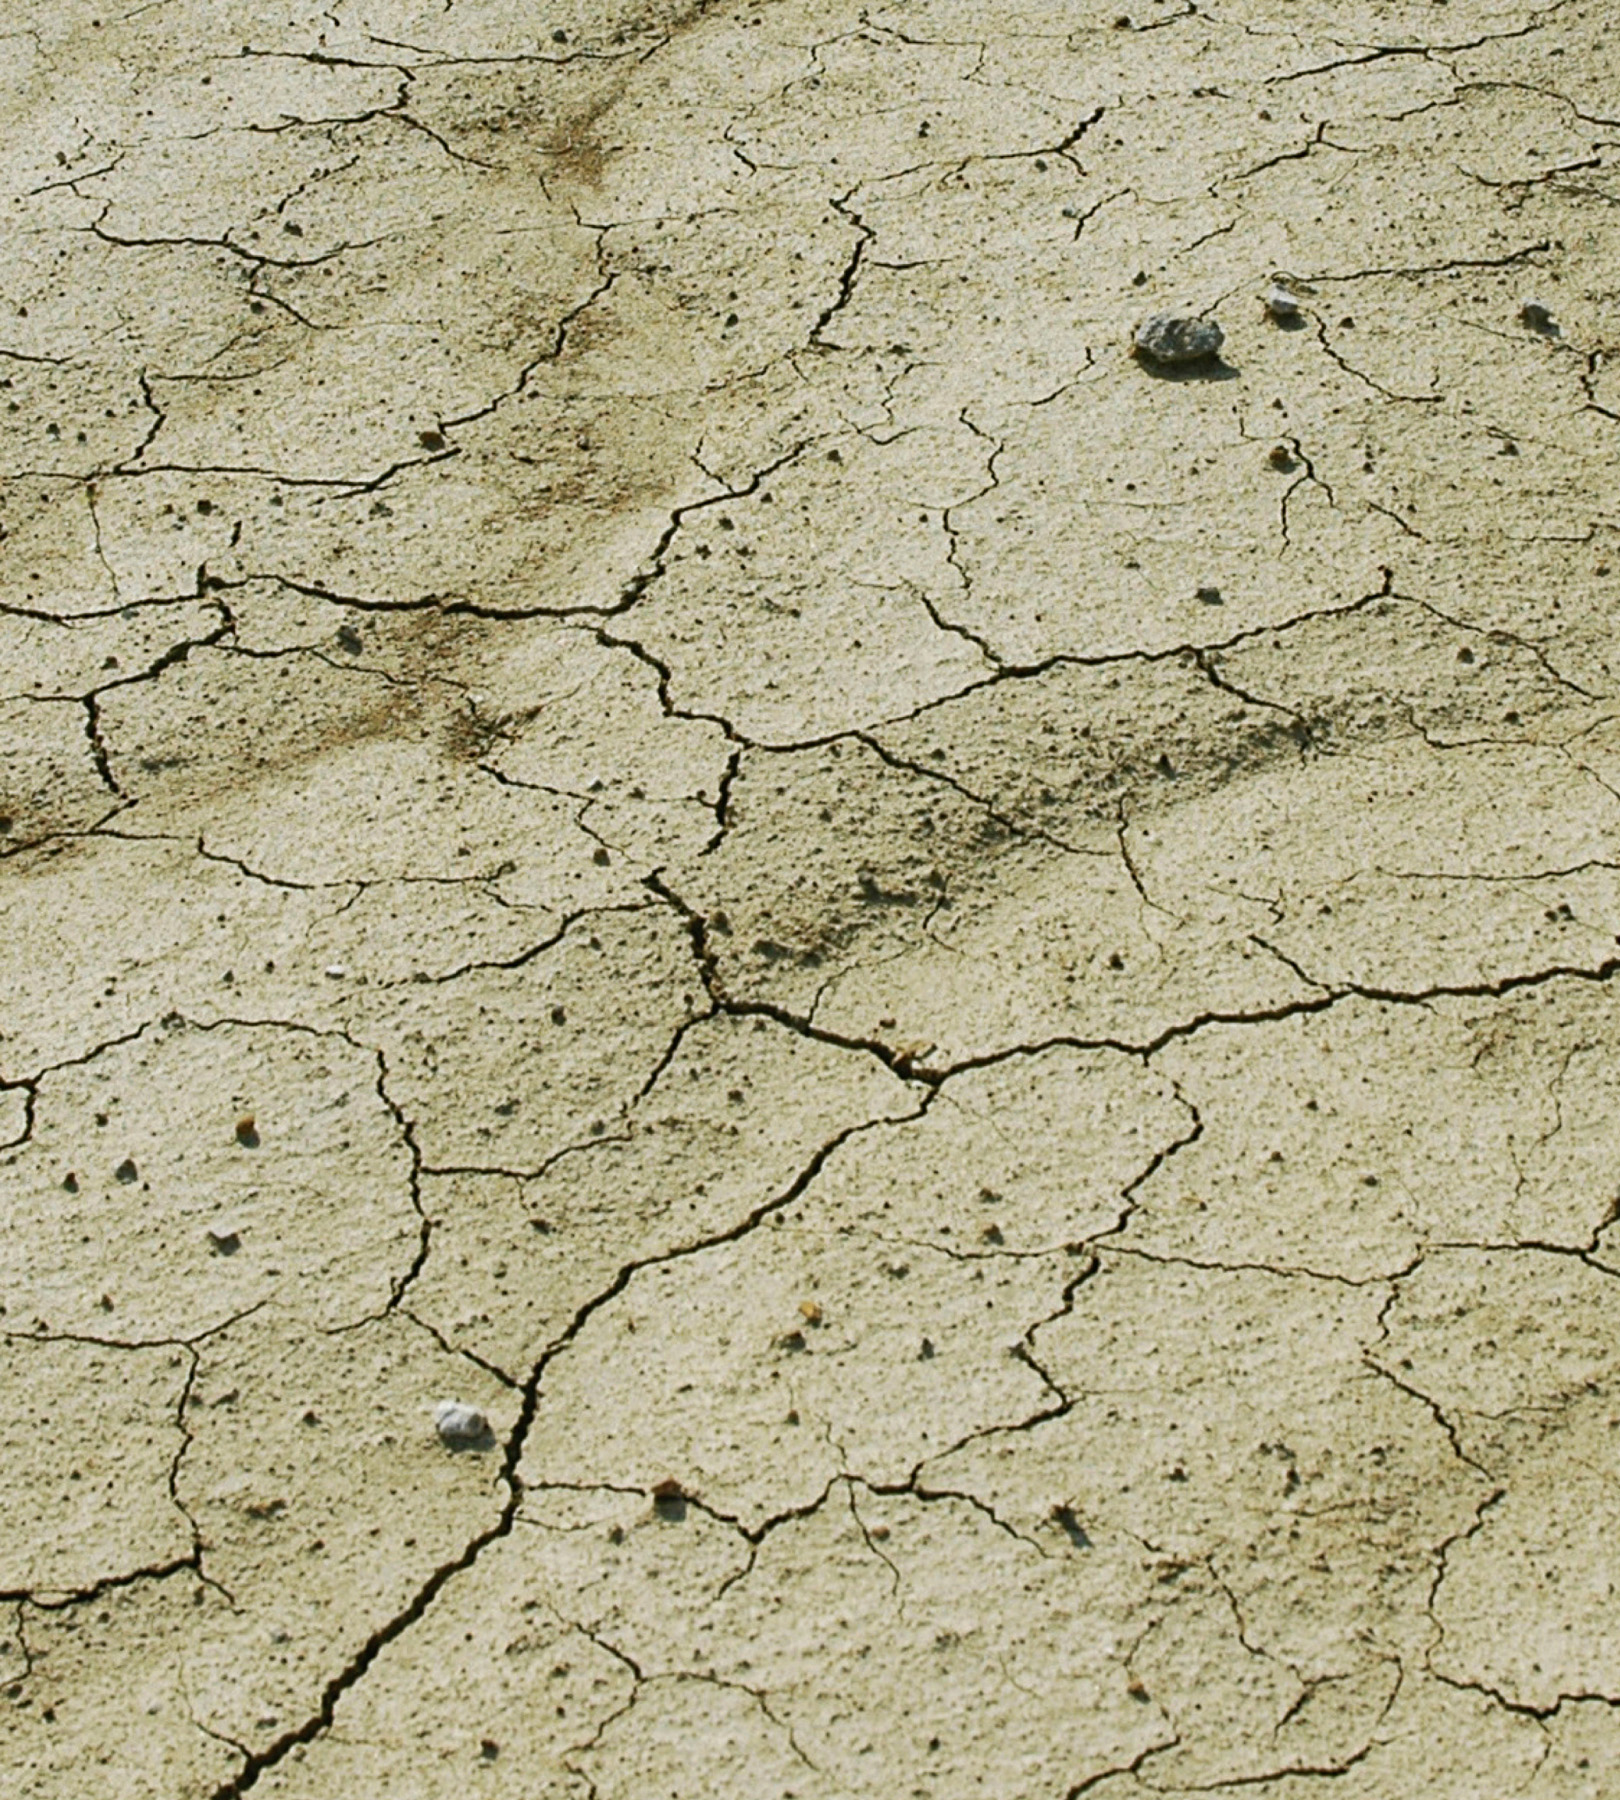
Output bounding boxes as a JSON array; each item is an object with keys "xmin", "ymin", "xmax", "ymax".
[{"xmin": 3, "ymin": 0, "xmax": 1620, "ymax": 1793}]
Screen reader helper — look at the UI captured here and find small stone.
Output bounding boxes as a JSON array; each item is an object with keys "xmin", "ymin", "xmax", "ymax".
[
  {"xmin": 1262, "ymin": 282, "xmax": 1302, "ymax": 319},
  {"xmin": 432, "ymin": 1400, "xmax": 491, "ymax": 1447},
  {"xmin": 114, "ymin": 1157, "xmax": 138, "ymax": 1184},
  {"xmin": 651, "ymin": 1477, "xmax": 689, "ymax": 1517},
  {"xmin": 235, "ymin": 1115, "xmax": 259, "ymax": 1148},
  {"xmin": 207, "ymin": 1225, "xmax": 241, "ymax": 1256},
  {"xmin": 1519, "ymin": 299, "xmax": 1554, "ymax": 331},
  {"xmin": 1196, "ymin": 585, "xmax": 1224, "ymax": 606},
  {"xmin": 1132, "ymin": 312, "xmax": 1223, "ymax": 365}
]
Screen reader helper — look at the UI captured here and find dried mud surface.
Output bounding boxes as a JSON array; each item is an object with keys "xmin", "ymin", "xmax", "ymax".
[{"xmin": 4, "ymin": 1, "xmax": 1620, "ymax": 1794}]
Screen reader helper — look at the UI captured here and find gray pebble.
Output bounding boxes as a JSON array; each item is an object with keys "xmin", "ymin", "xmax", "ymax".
[
  {"xmin": 1133, "ymin": 312, "xmax": 1224, "ymax": 365},
  {"xmin": 433, "ymin": 1400, "xmax": 491, "ymax": 1446},
  {"xmin": 1519, "ymin": 299, "xmax": 1555, "ymax": 332},
  {"xmin": 1263, "ymin": 283, "xmax": 1302, "ymax": 319}
]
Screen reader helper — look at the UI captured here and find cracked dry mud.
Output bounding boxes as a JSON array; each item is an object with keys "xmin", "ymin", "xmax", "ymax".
[{"xmin": 5, "ymin": 2, "xmax": 1620, "ymax": 1796}]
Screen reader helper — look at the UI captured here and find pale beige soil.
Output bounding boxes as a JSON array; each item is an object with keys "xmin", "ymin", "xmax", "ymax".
[{"xmin": 3, "ymin": 0, "xmax": 1620, "ymax": 1794}]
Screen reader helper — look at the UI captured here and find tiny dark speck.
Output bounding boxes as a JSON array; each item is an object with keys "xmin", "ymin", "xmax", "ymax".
[{"xmin": 1051, "ymin": 1504, "xmax": 1092, "ymax": 1548}]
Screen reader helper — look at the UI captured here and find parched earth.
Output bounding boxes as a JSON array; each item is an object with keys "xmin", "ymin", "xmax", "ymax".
[{"xmin": 3, "ymin": 1, "xmax": 1620, "ymax": 1794}]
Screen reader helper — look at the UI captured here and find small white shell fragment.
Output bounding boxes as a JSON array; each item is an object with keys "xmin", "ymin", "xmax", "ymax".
[
  {"xmin": 323, "ymin": 964, "xmax": 348, "ymax": 980},
  {"xmin": 433, "ymin": 1400, "xmax": 491, "ymax": 1446},
  {"xmin": 1132, "ymin": 312, "xmax": 1224, "ymax": 365},
  {"xmin": 1263, "ymin": 282, "xmax": 1302, "ymax": 319}
]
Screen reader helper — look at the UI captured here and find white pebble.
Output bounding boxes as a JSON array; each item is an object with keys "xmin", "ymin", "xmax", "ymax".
[
  {"xmin": 433, "ymin": 1400, "xmax": 490, "ymax": 1446},
  {"xmin": 1263, "ymin": 282, "xmax": 1302, "ymax": 319},
  {"xmin": 323, "ymin": 964, "xmax": 348, "ymax": 980}
]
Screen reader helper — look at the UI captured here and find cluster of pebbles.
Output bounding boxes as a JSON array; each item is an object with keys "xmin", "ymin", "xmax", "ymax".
[{"xmin": 1133, "ymin": 279, "xmax": 1558, "ymax": 366}]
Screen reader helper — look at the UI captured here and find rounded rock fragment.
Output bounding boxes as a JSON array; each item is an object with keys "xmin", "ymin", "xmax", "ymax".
[
  {"xmin": 1132, "ymin": 312, "xmax": 1224, "ymax": 365},
  {"xmin": 432, "ymin": 1400, "xmax": 492, "ymax": 1447},
  {"xmin": 1263, "ymin": 282, "xmax": 1303, "ymax": 320}
]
